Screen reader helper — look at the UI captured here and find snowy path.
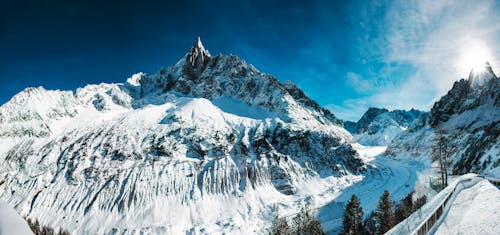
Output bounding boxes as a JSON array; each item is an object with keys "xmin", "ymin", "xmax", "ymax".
[
  {"xmin": 318, "ymin": 145, "xmax": 424, "ymax": 234},
  {"xmin": 387, "ymin": 174, "xmax": 500, "ymax": 235},
  {"xmin": 433, "ymin": 178, "xmax": 500, "ymax": 235}
]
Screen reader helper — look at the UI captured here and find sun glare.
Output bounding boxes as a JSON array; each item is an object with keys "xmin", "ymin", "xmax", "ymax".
[{"xmin": 457, "ymin": 40, "xmax": 492, "ymax": 74}]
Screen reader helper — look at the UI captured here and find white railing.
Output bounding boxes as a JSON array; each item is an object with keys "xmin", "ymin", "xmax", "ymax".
[
  {"xmin": 386, "ymin": 174, "xmax": 491, "ymax": 235},
  {"xmin": 410, "ymin": 178, "xmax": 472, "ymax": 235},
  {"xmin": 485, "ymin": 177, "xmax": 500, "ymax": 187}
]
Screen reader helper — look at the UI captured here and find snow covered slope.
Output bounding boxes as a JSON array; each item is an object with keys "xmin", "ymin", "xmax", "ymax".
[
  {"xmin": 344, "ymin": 108, "xmax": 426, "ymax": 146},
  {"xmin": 0, "ymin": 200, "xmax": 33, "ymax": 235},
  {"xmin": 0, "ymin": 38, "xmax": 364, "ymax": 234},
  {"xmin": 387, "ymin": 62, "xmax": 500, "ymax": 177}
]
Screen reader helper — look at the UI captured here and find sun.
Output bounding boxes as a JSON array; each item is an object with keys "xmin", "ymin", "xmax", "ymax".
[{"xmin": 456, "ymin": 40, "xmax": 492, "ymax": 74}]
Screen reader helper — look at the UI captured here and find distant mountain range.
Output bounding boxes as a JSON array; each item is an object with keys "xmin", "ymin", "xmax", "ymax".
[{"xmin": 343, "ymin": 108, "xmax": 426, "ymax": 146}]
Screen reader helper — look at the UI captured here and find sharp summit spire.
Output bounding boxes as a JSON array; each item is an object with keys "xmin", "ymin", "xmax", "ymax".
[{"xmin": 186, "ymin": 36, "xmax": 211, "ymax": 69}]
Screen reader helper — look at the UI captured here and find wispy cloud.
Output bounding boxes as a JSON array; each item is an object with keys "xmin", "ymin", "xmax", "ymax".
[
  {"xmin": 333, "ymin": 0, "xmax": 500, "ymax": 121},
  {"xmin": 345, "ymin": 72, "xmax": 373, "ymax": 93}
]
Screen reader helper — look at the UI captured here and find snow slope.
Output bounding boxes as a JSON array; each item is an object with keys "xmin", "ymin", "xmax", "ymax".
[
  {"xmin": 0, "ymin": 38, "xmax": 364, "ymax": 234},
  {"xmin": 0, "ymin": 200, "xmax": 33, "ymax": 235}
]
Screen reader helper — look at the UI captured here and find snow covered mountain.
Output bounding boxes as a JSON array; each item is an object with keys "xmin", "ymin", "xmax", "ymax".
[
  {"xmin": 387, "ymin": 62, "xmax": 500, "ymax": 177},
  {"xmin": 344, "ymin": 108, "xmax": 426, "ymax": 146},
  {"xmin": 0, "ymin": 37, "xmax": 365, "ymax": 234}
]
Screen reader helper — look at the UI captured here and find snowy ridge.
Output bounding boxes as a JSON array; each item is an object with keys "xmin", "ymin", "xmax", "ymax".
[{"xmin": 0, "ymin": 38, "xmax": 364, "ymax": 234}]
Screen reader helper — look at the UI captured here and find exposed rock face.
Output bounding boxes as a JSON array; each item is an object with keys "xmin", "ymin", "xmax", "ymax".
[
  {"xmin": 0, "ymin": 38, "xmax": 364, "ymax": 234},
  {"xmin": 185, "ymin": 37, "xmax": 212, "ymax": 74},
  {"xmin": 388, "ymin": 62, "xmax": 500, "ymax": 175}
]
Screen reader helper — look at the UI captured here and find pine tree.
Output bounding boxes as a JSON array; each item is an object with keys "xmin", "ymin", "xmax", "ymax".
[
  {"xmin": 413, "ymin": 195, "xmax": 427, "ymax": 211},
  {"xmin": 307, "ymin": 220, "xmax": 326, "ymax": 235},
  {"xmin": 340, "ymin": 194, "xmax": 364, "ymax": 235},
  {"xmin": 33, "ymin": 219, "xmax": 41, "ymax": 234},
  {"xmin": 375, "ymin": 190, "xmax": 395, "ymax": 234},
  {"xmin": 293, "ymin": 206, "xmax": 312, "ymax": 234},
  {"xmin": 269, "ymin": 204, "xmax": 326, "ymax": 235},
  {"xmin": 292, "ymin": 205, "xmax": 326, "ymax": 235},
  {"xmin": 269, "ymin": 206, "xmax": 291, "ymax": 235},
  {"xmin": 395, "ymin": 192, "xmax": 414, "ymax": 223},
  {"xmin": 362, "ymin": 211, "xmax": 377, "ymax": 235}
]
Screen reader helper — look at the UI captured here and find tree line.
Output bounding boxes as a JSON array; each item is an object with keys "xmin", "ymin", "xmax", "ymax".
[
  {"xmin": 269, "ymin": 205, "xmax": 325, "ymax": 235},
  {"xmin": 269, "ymin": 190, "xmax": 426, "ymax": 235},
  {"xmin": 340, "ymin": 190, "xmax": 426, "ymax": 235}
]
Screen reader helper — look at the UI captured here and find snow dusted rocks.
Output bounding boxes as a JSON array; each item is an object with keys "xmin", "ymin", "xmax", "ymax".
[
  {"xmin": 387, "ymin": 62, "xmax": 500, "ymax": 176},
  {"xmin": 0, "ymin": 38, "xmax": 364, "ymax": 233},
  {"xmin": 430, "ymin": 62, "xmax": 499, "ymax": 126}
]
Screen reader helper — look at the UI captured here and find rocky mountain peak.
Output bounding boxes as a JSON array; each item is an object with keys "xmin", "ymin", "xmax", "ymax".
[
  {"xmin": 126, "ymin": 39, "xmax": 345, "ymax": 128},
  {"xmin": 468, "ymin": 61, "xmax": 497, "ymax": 88},
  {"xmin": 185, "ymin": 37, "xmax": 211, "ymax": 69},
  {"xmin": 430, "ymin": 63, "xmax": 499, "ymax": 127}
]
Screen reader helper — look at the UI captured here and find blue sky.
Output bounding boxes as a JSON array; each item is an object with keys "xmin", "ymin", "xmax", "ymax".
[{"xmin": 1, "ymin": 0, "xmax": 499, "ymax": 121}]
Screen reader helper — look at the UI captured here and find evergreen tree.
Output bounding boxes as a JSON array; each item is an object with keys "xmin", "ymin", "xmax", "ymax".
[
  {"xmin": 395, "ymin": 192, "xmax": 414, "ymax": 223},
  {"xmin": 307, "ymin": 220, "xmax": 326, "ymax": 235},
  {"xmin": 340, "ymin": 194, "xmax": 364, "ymax": 235},
  {"xmin": 362, "ymin": 211, "xmax": 377, "ymax": 235},
  {"xmin": 375, "ymin": 190, "xmax": 395, "ymax": 234},
  {"xmin": 413, "ymin": 195, "xmax": 427, "ymax": 211},
  {"xmin": 269, "ymin": 206, "xmax": 291, "ymax": 235},
  {"xmin": 293, "ymin": 206, "xmax": 312, "ymax": 234},
  {"xmin": 269, "ymin": 204, "xmax": 326, "ymax": 235},
  {"xmin": 292, "ymin": 205, "xmax": 326, "ymax": 235}
]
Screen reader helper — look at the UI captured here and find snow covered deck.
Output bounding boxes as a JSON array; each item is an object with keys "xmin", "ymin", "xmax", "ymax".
[{"xmin": 386, "ymin": 174, "xmax": 500, "ymax": 235}]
